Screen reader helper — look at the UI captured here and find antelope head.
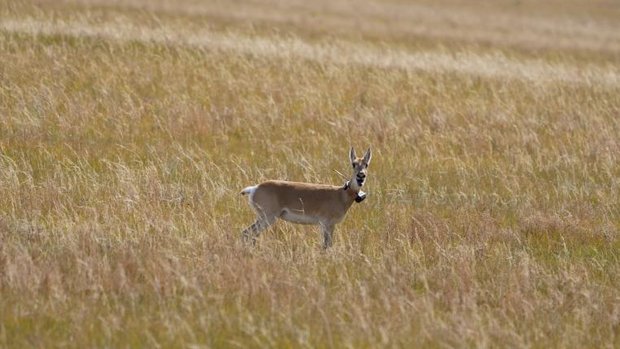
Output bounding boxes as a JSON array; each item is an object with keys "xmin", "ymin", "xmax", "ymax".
[{"xmin": 348, "ymin": 147, "xmax": 372, "ymax": 201}]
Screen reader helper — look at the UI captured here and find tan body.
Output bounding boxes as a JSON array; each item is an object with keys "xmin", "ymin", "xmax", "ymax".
[{"xmin": 241, "ymin": 147, "xmax": 372, "ymax": 248}]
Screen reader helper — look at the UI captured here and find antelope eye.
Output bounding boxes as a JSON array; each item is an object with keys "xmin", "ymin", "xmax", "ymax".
[{"xmin": 352, "ymin": 164, "xmax": 355, "ymax": 168}]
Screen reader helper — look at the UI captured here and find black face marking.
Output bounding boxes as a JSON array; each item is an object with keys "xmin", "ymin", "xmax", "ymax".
[{"xmin": 356, "ymin": 177, "xmax": 364, "ymax": 186}]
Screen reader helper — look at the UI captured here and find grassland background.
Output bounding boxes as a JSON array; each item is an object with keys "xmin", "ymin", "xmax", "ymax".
[{"xmin": 1, "ymin": 0, "xmax": 620, "ymax": 347}]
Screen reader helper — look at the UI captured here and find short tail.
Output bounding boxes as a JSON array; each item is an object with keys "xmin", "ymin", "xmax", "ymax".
[{"xmin": 240, "ymin": 185, "xmax": 257, "ymax": 196}]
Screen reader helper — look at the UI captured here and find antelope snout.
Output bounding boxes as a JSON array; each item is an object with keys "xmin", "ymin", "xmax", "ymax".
[{"xmin": 356, "ymin": 173, "xmax": 366, "ymax": 186}]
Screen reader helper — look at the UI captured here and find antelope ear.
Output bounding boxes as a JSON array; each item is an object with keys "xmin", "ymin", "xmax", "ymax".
[
  {"xmin": 349, "ymin": 147, "xmax": 357, "ymax": 164},
  {"xmin": 363, "ymin": 147, "xmax": 372, "ymax": 166}
]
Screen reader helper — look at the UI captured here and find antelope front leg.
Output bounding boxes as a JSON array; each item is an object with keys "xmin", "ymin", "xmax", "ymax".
[
  {"xmin": 321, "ymin": 223, "xmax": 336, "ymax": 249},
  {"xmin": 242, "ymin": 215, "xmax": 275, "ymax": 245}
]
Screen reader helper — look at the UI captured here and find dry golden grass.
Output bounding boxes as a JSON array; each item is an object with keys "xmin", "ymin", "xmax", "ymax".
[{"xmin": 1, "ymin": 0, "xmax": 620, "ymax": 347}]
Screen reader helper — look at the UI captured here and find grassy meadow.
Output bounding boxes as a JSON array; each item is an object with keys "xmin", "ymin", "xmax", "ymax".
[{"xmin": 1, "ymin": 0, "xmax": 620, "ymax": 347}]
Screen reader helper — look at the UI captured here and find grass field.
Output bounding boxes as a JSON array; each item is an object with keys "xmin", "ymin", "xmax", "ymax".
[{"xmin": 1, "ymin": 0, "xmax": 620, "ymax": 347}]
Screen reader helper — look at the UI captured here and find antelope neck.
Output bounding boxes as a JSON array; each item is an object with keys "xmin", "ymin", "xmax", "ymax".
[{"xmin": 343, "ymin": 180, "xmax": 361, "ymax": 197}]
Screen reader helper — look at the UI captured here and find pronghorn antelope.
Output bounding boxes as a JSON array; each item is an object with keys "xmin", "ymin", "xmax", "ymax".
[{"xmin": 240, "ymin": 147, "xmax": 372, "ymax": 249}]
